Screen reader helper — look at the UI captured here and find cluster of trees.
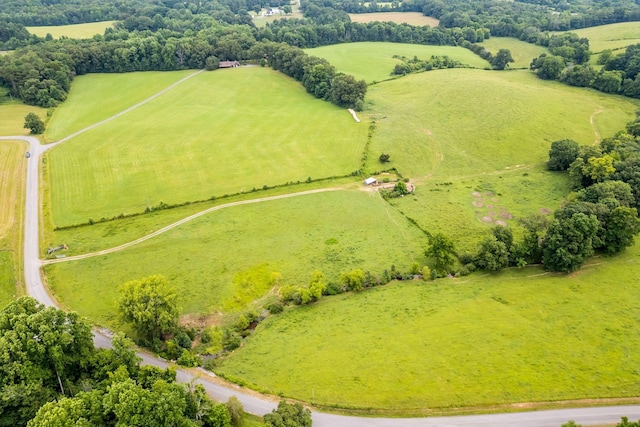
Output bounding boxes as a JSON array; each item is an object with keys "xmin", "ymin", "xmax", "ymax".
[
  {"xmin": 530, "ymin": 42, "xmax": 640, "ymax": 100},
  {"xmin": 391, "ymin": 54, "xmax": 466, "ymax": 76},
  {"xmin": 461, "ymin": 42, "xmax": 514, "ymax": 69},
  {"xmin": 0, "ymin": 297, "xmax": 238, "ymax": 427},
  {"xmin": 257, "ymin": 41, "xmax": 367, "ymax": 109}
]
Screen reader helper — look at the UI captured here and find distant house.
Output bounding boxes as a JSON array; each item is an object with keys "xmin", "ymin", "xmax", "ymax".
[
  {"xmin": 262, "ymin": 7, "xmax": 283, "ymax": 16},
  {"xmin": 364, "ymin": 177, "xmax": 378, "ymax": 186},
  {"xmin": 219, "ymin": 60, "xmax": 240, "ymax": 68}
]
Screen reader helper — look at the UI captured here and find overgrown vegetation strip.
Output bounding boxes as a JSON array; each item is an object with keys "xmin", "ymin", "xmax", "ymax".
[{"xmin": 42, "ymin": 188, "xmax": 341, "ymax": 265}]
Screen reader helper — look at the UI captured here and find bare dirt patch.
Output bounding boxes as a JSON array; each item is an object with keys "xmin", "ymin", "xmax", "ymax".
[
  {"xmin": 495, "ymin": 220, "xmax": 507, "ymax": 227},
  {"xmin": 472, "ymin": 201, "xmax": 483, "ymax": 208},
  {"xmin": 472, "ymin": 191, "xmax": 481, "ymax": 197},
  {"xmin": 539, "ymin": 208, "xmax": 552, "ymax": 215},
  {"xmin": 482, "ymin": 216, "xmax": 493, "ymax": 223}
]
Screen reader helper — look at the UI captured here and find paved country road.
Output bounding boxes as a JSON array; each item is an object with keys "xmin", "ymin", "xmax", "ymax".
[{"xmin": 3, "ymin": 72, "xmax": 640, "ymax": 425}]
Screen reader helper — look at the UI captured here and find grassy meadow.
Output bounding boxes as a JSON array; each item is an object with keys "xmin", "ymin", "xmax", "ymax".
[
  {"xmin": 0, "ymin": 91, "xmax": 48, "ymax": 136},
  {"xmin": 567, "ymin": 22, "xmax": 640, "ymax": 53},
  {"xmin": 0, "ymin": 140, "xmax": 27, "ymax": 306},
  {"xmin": 364, "ymin": 69, "xmax": 638, "ymax": 180},
  {"xmin": 44, "ymin": 190, "xmax": 428, "ymax": 324},
  {"xmin": 45, "ymin": 70, "xmax": 195, "ymax": 141},
  {"xmin": 45, "ymin": 67, "xmax": 367, "ymax": 227},
  {"xmin": 217, "ymin": 242, "xmax": 640, "ymax": 410},
  {"xmin": 348, "ymin": 12, "xmax": 439, "ymax": 27},
  {"xmin": 478, "ymin": 37, "xmax": 549, "ymax": 69},
  {"xmin": 26, "ymin": 21, "xmax": 116, "ymax": 39},
  {"xmin": 306, "ymin": 42, "xmax": 491, "ymax": 83}
]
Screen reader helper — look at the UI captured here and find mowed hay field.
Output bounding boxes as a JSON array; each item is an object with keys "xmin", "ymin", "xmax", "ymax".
[
  {"xmin": 217, "ymin": 242, "xmax": 640, "ymax": 410},
  {"xmin": 44, "ymin": 190, "xmax": 428, "ymax": 324},
  {"xmin": 0, "ymin": 141, "xmax": 27, "ymax": 307},
  {"xmin": 46, "ymin": 70, "xmax": 196, "ymax": 141},
  {"xmin": 478, "ymin": 37, "xmax": 549, "ymax": 69},
  {"xmin": 26, "ymin": 21, "xmax": 116, "ymax": 39},
  {"xmin": 348, "ymin": 12, "xmax": 439, "ymax": 27},
  {"xmin": 306, "ymin": 42, "xmax": 490, "ymax": 83},
  {"xmin": 46, "ymin": 67, "xmax": 368, "ymax": 226},
  {"xmin": 567, "ymin": 22, "xmax": 640, "ymax": 53}
]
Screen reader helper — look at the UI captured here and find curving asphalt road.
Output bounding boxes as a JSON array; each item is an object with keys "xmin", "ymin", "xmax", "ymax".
[{"xmin": 4, "ymin": 73, "xmax": 640, "ymax": 426}]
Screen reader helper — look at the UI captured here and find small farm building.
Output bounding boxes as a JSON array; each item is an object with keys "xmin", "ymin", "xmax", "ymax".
[
  {"xmin": 364, "ymin": 177, "xmax": 378, "ymax": 186},
  {"xmin": 219, "ymin": 60, "xmax": 240, "ymax": 68}
]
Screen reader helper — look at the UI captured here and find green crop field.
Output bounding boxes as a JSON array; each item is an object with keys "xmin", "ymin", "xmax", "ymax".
[
  {"xmin": 0, "ymin": 140, "xmax": 27, "ymax": 306},
  {"xmin": 348, "ymin": 12, "xmax": 439, "ymax": 27},
  {"xmin": 478, "ymin": 37, "xmax": 549, "ymax": 69},
  {"xmin": 567, "ymin": 22, "xmax": 640, "ymax": 53},
  {"xmin": 44, "ymin": 190, "xmax": 428, "ymax": 324},
  {"xmin": 45, "ymin": 70, "xmax": 195, "ymax": 141},
  {"xmin": 26, "ymin": 21, "xmax": 116, "ymax": 39},
  {"xmin": 45, "ymin": 67, "xmax": 368, "ymax": 227},
  {"xmin": 306, "ymin": 42, "xmax": 491, "ymax": 83},
  {"xmin": 217, "ymin": 242, "xmax": 640, "ymax": 410}
]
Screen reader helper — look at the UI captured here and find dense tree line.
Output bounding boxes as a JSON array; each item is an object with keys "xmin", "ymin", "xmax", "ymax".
[
  {"xmin": 529, "ymin": 43, "xmax": 640, "ymax": 100},
  {"xmin": 0, "ymin": 297, "xmax": 236, "ymax": 427}
]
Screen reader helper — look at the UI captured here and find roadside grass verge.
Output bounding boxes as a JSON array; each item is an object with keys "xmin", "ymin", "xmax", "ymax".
[
  {"xmin": 44, "ymin": 177, "xmax": 357, "ymax": 256},
  {"xmin": 389, "ymin": 165, "xmax": 571, "ymax": 253},
  {"xmin": 478, "ymin": 37, "xmax": 549, "ymax": 69},
  {"xmin": 44, "ymin": 190, "xmax": 428, "ymax": 324},
  {"xmin": 0, "ymin": 140, "xmax": 27, "ymax": 306},
  {"xmin": 364, "ymin": 69, "xmax": 639, "ymax": 181},
  {"xmin": 563, "ymin": 22, "xmax": 640, "ymax": 53},
  {"xmin": 26, "ymin": 21, "xmax": 116, "ymax": 39},
  {"xmin": 216, "ymin": 242, "xmax": 640, "ymax": 411},
  {"xmin": 347, "ymin": 12, "xmax": 439, "ymax": 27},
  {"xmin": 305, "ymin": 42, "xmax": 491, "ymax": 83},
  {"xmin": 45, "ymin": 70, "xmax": 196, "ymax": 141},
  {"xmin": 45, "ymin": 67, "xmax": 368, "ymax": 227}
]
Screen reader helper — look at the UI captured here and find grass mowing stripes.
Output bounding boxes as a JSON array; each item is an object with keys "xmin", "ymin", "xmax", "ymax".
[
  {"xmin": 0, "ymin": 140, "xmax": 27, "ymax": 306},
  {"xmin": 306, "ymin": 42, "xmax": 491, "ymax": 83},
  {"xmin": 45, "ymin": 70, "xmax": 196, "ymax": 141},
  {"xmin": 46, "ymin": 67, "xmax": 368, "ymax": 227},
  {"xmin": 26, "ymin": 21, "xmax": 116, "ymax": 39},
  {"xmin": 44, "ymin": 190, "xmax": 428, "ymax": 324},
  {"xmin": 216, "ymin": 242, "xmax": 640, "ymax": 411}
]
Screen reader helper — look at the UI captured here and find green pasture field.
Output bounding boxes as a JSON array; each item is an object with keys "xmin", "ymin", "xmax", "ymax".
[
  {"xmin": 348, "ymin": 12, "xmax": 439, "ymax": 27},
  {"xmin": 305, "ymin": 42, "xmax": 491, "ymax": 83},
  {"xmin": 26, "ymin": 21, "xmax": 116, "ymax": 39},
  {"xmin": 566, "ymin": 22, "xmax": 640, "ymax": 53},
  {"xmin": 478, "ymin": 37, "xmax": 549, "ymax": 69},
  {"xmin": 44, "ymin": 177, "xmax": 356, "ymax": 255},
  {"xmin": 45, "ymin": 70, "xmax": 195, "ymax": 141},
  {"xmin": 217, "ymin": 241, "xmax": 640, "ymax": 411},
  {"xmin": 45, "ymin": 67, "xmax": 368, "ymax": 227},
  {"xmin": 364, "ymin": 69, "xmax": 639, "ymax": 180},
  {"xmin": 391, "ymin": 165, "xmax": 571, "ymax": 253},
  {"xmin": 0, "ymin": 94, "xmax": 48, "ymax": 136},
  {"xmin": 44, "ymin": 190, "xmax": 428, "ymax": 324},
  {"xmin": 0, "ymin": 140, "xmax": 27, "ymax": 306}
]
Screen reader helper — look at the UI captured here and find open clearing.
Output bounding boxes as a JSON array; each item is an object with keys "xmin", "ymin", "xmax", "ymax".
[
  {"xmin": 0, "ymin": 97, "xmax": 48, "ymax": 136},
  {"xmin": 44, "ymin": 190, "xmax": 428, "ymax": 324},
  {"xmin": 217, "ymin": 242, "xmax": 640, "ymax": 410},
  {"xmin": 566, "ymin": 22, "xmax": 640, "ymax": 53},
  {"xmin": 45, "ymin": 67, "xmax": 367, "ymax": 227},
  {"xmin": 348, "ymin": 12, "xmax": 439, "ymax": 27},
  {"xmin": 45, "ymin": 70, "xmax": 195, "ymax": 141},
  {"xmin": 478, "ymin": 37, "xmax": 549, "ymax": 69},
  {"xmin": 26, "ymin": 21, "xmax": 116, "ymax": 39},
  {"xmin": 0, "ymin": 140, "xmax": 26, "ymax": 307},
  {"xmin": 306, "ymin": 42, "xmax": 491, "ymax": 83},
  {"xmin": 365, "ymin": 69, "xmax": 639, "ymax": 180}
]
